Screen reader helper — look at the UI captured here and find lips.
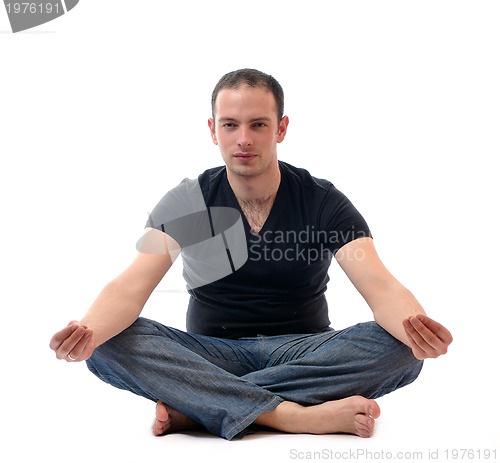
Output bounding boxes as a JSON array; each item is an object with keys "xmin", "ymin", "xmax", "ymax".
[{"xmin": 234, "ymin": 153, "xmax": 257, "ymax": 159}]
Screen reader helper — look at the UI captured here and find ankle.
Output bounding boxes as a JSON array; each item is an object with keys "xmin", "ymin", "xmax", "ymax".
[{"xmin": 254, "ymin": 401, "xmax": 305, "ymax": 433}]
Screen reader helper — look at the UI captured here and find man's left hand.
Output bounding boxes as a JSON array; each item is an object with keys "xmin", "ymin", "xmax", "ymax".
[{"xmin": 402, "ymin": 314, "xmax": 453, "ymax": 360}]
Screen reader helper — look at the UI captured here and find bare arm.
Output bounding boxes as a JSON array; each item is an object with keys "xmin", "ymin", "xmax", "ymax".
[
  {"xmin": 335, "ymin": 237, "xmax": 452, "ymax": 359},
  {"xmin": 50, "ymin": 229, "xmax": 180, "ymax": 361},
  {"xmin": 80, "ymin": 252, "xmax": 173, "ymax": 347}
]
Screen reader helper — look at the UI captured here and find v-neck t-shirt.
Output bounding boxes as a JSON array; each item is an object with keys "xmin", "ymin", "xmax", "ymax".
[{"xmin": 145, "ymin": 161, "xmax": 371, "ymax": 339}]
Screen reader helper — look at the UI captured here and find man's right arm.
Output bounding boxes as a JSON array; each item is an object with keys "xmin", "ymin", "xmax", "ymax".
[{"xmin": 49, "ymin": 229, "xmax": 180, "ymax": 362}]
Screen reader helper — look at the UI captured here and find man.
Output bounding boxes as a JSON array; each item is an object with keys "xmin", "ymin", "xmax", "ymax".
[{"xmin": 49, "ymin": 69, "xmax": 452, "ymax": 440}]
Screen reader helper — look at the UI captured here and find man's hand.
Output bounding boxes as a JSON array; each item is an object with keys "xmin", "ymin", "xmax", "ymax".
[
  {"xmin": 402, "ymin": 314, "xmax": 453, "ymax": 360},
  {"xmin": 49, "ymin": 321, "xmax": 95, "ymax": 362}
]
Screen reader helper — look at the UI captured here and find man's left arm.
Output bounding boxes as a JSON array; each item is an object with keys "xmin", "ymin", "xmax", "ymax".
[{"xmin": 335, "ymin": 237, "xmax": 453, "ymax": 360}]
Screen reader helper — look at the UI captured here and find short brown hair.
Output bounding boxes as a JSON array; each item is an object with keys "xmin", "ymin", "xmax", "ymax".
[{"xmin": 211, "ymin": 69, "xmax": 285, "ymax": 123}]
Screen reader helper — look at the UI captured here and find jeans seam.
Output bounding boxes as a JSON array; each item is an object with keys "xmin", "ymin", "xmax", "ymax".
[{"xmin": 225, "ymin": 395, "xmax": 283, "ymax": 440}]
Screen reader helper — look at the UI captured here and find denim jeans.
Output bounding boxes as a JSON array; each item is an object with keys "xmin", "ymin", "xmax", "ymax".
[{"xmin": 86, "ymin": 317, "xmax": 423, "ymax": 440}]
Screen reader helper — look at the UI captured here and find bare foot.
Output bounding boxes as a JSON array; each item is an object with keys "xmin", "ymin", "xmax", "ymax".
[
  {"xmin": 152, "ymin": 401, "xmax": 200, "ymax": 436},
  {"xmin": 255, "ymin": 396, "xmax": 381, "ymax": 438}
]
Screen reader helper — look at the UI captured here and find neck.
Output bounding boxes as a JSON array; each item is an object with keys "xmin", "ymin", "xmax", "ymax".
[{"xmin": 227, "ymin": 160, "xmax": 281, "ymax": 203}]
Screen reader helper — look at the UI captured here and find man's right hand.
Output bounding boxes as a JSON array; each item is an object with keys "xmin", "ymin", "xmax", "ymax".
[{"xmin": 49, "ymin": 321, "xmax": 95, "ymax": 362}]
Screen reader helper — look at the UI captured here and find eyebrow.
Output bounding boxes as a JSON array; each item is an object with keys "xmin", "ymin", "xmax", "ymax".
[{"xmin": 218, "ymin": 117, "xmax": 273, "ymax": 123}]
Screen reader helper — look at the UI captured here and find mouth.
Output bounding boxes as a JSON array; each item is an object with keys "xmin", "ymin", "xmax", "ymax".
[{"xmin": 233, "ymin": 152, "xmax": 257, "ymax": 159}]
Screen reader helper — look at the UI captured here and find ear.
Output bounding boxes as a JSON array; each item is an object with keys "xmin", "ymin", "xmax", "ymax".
[
  {"xmin": 277, "ymin": 115, "xmax": 289, "ymax": 143},
  {"xmin": 208, "ymin": 118, "xmax": 218, "ymax": 145}
]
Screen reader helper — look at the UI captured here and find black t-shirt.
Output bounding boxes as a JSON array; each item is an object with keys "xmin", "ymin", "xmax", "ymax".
[{"xmin": 146, "ymin": 161, "xmax": 371, "ymax": 339}]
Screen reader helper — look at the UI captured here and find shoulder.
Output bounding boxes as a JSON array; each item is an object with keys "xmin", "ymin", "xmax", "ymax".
[
  {"xmin": 279, "ymin": 161, "xmax": 367, "ymax": 220},
  {"xmin": 147, "ymin": 167, "xmax": 224, "ymax": 226},
  {"xmin": 161, "ymin": 166, "xmax": 226, "ymax": 205},
  {"xmin": 197, "ymin": 165, "xmax": 226, "ymax": 190},
  {"xmin": 279, "ymin": 161, "xmax": 336, "ymax": 196}
]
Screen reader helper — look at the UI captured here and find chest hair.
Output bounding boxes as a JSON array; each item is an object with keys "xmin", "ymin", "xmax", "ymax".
[{"xmin": 237, "ymin": 195, "xmax": 275, "ymax": 234}]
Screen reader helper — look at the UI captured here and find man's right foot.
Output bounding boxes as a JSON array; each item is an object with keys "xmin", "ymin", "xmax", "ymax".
[
  {"xmin": 255, "ymin": 395, "xmax": 381, "ymax": 438},
  {"xmin": 152, "ymin": 401, "xmax": 200, "ymax": 436}
]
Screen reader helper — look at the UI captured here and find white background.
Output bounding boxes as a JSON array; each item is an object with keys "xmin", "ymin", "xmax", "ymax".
[{"xmin": 1, "ymin": 1, "xmax": 499, "ymax": 462}]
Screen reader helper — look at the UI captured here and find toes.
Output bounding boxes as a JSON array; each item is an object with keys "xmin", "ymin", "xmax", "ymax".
[
  {"xmin": 156, "ymin": 401, "xmax": 170, "ymax": 422},
  {"xmin": 352, "ymin": 396, "xmax": 380, "ymax": 419},
  {"xmin": 152, "ymin": 420, "xmax": 166, "ymax": 436},
  {"xmin": 355, "ymin": 414, "xmax": 375, "ymax": 438},
  {"xmin": 153, "ymin": 416, "xmax": 172, "ymax": 436},
  {"xmin": 153, "ymin": 401, "xmax": 171, "ymax": 436},
  {"xmin": 368, "ymin": 399, "xmax": 381, "ymax": 419}
]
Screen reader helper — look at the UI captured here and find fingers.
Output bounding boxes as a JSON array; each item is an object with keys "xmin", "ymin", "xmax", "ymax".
[
  {"xmin": 410, "ymin": 316, "xmax": 442, "ymax": 350},
  {"xmin": 65, "ymin": 329, "xmax": 93, "ymax": 362},
  {"xmin": 416, "ymin": 314, "xmax": 453, "ymax": 345},
  {"xmin": 403, "ymin": 316, "xmax": 434, "ymax": 356},
  {"xmin": 402, "ymin": 324, "xmax": 427, "ymax": 360},
  {"xmin": 49, "ymin": 321, "xmax": 93, "ymax": 362},
  {"xmin": 403, "ymin": 315, "xmax": 452, "ymax": 359},
  {"xmin": 49, "ymin": 322, "xmax": 80, "ymax": 351},
  {"xmin": 57, "ymin": 326, "xmax": 87, "ymax": 360}
]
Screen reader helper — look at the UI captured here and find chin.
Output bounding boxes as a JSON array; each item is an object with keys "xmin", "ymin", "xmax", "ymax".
[{"xmin": 228, "ymin": 166, "xmax": 261, "ymax": 178}]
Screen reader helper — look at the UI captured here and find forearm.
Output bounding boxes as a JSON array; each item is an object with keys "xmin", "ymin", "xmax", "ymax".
[
  {"xmin": 371, "ymin": 283, "xmax": 426, "ymax": 347},
  {"xmin": 80, "ymin": 278, "xmax": 146, "ymax": 347},
  {"xmin": 336, "ymin": 237, "xmax": 451, "ymax": 359}
]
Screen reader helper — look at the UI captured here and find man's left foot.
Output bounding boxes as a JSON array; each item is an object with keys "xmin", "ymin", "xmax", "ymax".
[{"xmin": 152, "ymin": 401, "xmax": 200, "ymax": 436}]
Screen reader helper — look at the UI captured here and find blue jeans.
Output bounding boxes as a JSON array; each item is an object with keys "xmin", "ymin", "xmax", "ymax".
[{"xmin": 86, "ymin": 317, "xmax": 423, "ymax": 440}]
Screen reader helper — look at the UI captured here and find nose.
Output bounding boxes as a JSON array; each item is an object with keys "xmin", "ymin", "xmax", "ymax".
[{"xmin": 237, "ymin": 126, "xmax": 253, "ymax": 148}]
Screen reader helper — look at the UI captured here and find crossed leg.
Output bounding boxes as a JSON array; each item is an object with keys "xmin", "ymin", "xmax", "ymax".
[
  {"xmin": 154, "ymin": 396, "xmax": 381, "ymax": 438},
  {"xmin": 88, "ymin": 318, "xmax": 421, "ymax": 440}
]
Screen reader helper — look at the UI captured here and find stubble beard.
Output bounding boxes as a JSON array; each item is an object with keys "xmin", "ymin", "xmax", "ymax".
[{"xmin": 225, "ymin": 154, "xmax": 278, "ymax": 180}]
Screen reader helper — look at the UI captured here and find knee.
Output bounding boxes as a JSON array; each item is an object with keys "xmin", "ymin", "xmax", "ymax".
[
  {"xmin": 394, "ymin": 340, "xmax": 424, "ymax": 386},
  {"xmin": 404, "ymin": 349, "xmax": 424, "ymax": 383},
  {"xmin": 91, "ymin": 317, "xmax": 159, "ymax": 355},
  {"xmin": 362, "ymin": 322, "xmax": 424, "ymax": 387},
  {"xmin": 378, "ymin": 324, "xmax": 424, "ymax": 388},
  {"xmin": 86, "ymin": 317, "xmax": 177, "ymax": 373},
  {"xmin": 86, "ymin": 318, "xmax": 150, "ymax": 374},
  {"xmin": 85, "ymin": 339, "xmax": 121, "ymax": 380}
]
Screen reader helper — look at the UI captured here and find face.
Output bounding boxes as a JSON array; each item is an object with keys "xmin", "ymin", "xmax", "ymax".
[{"xmin": 208, "ymin": 85, "xmax": 289, "ymax": 179}]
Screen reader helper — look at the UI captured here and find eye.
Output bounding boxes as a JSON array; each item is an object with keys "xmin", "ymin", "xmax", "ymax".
[
  {"xmin": 222, "ymin": 123, "xmax": 237, "ymax": 129},
  {"xmin": 253, "ymin": 122, "xmax": 267, "ymax": 128}
]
